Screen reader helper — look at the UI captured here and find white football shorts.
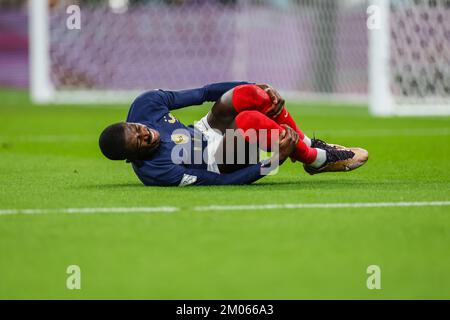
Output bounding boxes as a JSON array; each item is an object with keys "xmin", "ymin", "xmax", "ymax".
[{"xmin": 193, "ymin": 113, "xmax": 223, "ymax": 174}]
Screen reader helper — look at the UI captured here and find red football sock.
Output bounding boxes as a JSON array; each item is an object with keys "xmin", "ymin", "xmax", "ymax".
[
  {"xmin": 272, "ymin": 107, "xmax": 305, "ymax": 141},
  {"xmin": 232, "ymin": 84, "xmax": 306, "ymax": 141},
  {"xmin": 234, "ymin": 111, "xmax": 318, "ymax": 164}
]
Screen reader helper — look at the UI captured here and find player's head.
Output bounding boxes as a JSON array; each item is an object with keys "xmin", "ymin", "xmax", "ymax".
[{"xmin": 99, "ymin": 122, "xmax": 161, "ymax": 162}]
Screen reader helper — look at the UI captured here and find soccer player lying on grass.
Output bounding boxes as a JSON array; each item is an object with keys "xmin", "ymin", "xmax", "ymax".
[{"xmin": 99, "ymin": 82, "xmax": 368, "ymax": 186}]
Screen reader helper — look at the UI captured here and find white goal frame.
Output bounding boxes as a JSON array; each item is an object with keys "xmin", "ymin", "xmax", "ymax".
[
  {"xmin": 29, "ymin": 0, "xmax": 140, "ymax": 104},
  {"xmin": 30, "ymin": 0, "xmax": 450, "ymax": 116}
]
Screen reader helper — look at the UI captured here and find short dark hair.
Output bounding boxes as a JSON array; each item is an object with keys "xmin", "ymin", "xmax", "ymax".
[{"xmin": 99, "ymin": 122, "xmax": 128, "ymax": 160}]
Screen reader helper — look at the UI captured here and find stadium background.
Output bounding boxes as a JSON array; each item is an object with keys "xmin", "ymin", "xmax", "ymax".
[{"xmin": 0, "ymin": 0, "xmax": 449, "ymax": 299}]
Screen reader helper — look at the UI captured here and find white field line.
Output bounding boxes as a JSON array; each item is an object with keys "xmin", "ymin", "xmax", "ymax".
[
  {"xmin": 0, "ymin": 207, "xmax": 178, "ymax": 216},
  {"xmin": 194, "ymin": 201, "xmax": 450, "ymax": 212},
  {"xmin": 0, "ymin": 128, "xmax": 448, "ymax": 143},
  {"xmin": 0, "ymin": 201, "xmax": 449, "ymax": 216}
]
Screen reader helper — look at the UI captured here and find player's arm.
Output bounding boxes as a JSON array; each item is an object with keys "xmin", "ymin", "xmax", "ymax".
[
  {"xmin": 137, "ymin": 127, "xmax": 297, "ymax": 186},
  {"xmin": 183, "ymin": 127, "xmax": 297, "ymax": 186},
  {"xmin": 155, "ymin": 82, "xmax": 249, "ymax": 111},
  {"xmin": 136, "ymin": 159, "xmax": 271, "ymax": 186},
  {"xmin": 184, "ymin": 129, "xmax": 295, "ymax": 185},
  {"xmin": 208, "ymin": 84, "xmax": 285, "ymax": 133}
]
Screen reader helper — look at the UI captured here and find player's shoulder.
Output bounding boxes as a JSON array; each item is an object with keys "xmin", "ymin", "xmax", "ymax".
[
  {"xmin": 127, "ymin": 90, "xmax": 168, "ymax": 122},
  {"xmin": 130, "ymin": 89, "xmax": 166, "ymax": 111},
  {"xmin": 133, "ymin": 89, "xmax": 164, "ymax": 104}
]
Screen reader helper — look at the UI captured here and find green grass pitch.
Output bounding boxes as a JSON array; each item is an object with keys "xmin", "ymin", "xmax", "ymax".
[{"xmin": 0, "ymin": 89, "xmax": 449, "ymax": 299}]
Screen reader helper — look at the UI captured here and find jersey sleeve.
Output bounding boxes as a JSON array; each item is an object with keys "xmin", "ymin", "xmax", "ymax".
[
  {"xmin": 134, "ymin": 160, "xmax": 275, "ymax": 187},
  {"xmin": 181, "ymin": 163, "xmax": 268, "ymax": 186},
  {"xmin": 127, "ymin": 82, "xmax": 249, "ymax": 123},
  {"xmin": 154, "ymin": 82, "xmax": 249, "ymax": 110},
  {"xmin": 127, "ymin": 82, "xmax": 247, "ymax": 122}
]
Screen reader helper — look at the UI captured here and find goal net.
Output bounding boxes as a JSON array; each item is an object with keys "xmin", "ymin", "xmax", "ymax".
[
  {"xmin": 370, "ymin": 0, "xmax": 450, "ymax": 115},
  {"xmin": 29, "ymin": 0, "xmax": 450, "ymax": 116}
]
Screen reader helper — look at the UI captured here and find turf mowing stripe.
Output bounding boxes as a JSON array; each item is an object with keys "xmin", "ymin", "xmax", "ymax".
[
  {"xmin": 0, "ymin": 135, "xmax": 97, "ymax": 142},
  {"xmin": 0, "ymin": 128, "xmax": 448, "ymax": 143},
  {"xmin": 194, "ymin": 201, "xmax": 450, "ymax": 212},
  {"xmin": 319, "ymin": 127, "xmax": 450, "ymax": 137},
  {"xmin": 0, "ymin": 201, "xmax": 449, "ymax": 216}
]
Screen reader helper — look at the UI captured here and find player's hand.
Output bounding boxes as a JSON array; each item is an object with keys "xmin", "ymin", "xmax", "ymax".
[
  {"xmin": 278, "ymin": 124, "xmax": 299, "ymax": 164},
  {"xmin": 256, "ymin": 84, "xmax": 285, "ymax": 118}
]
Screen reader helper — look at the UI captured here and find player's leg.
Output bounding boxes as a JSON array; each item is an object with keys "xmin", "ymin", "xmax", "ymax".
[
  {"xmin": 215, "ymin": 133, "xmax": 259, "ymax": 174},
  {"xmin": 230, "ymin": 85, "xmax": 369, "ymax": 173},
  {"xmin": 208, "ymin": 84, "xmax": 368, "ymax": 174},
  {"xmin": 221, "ymin": 110, "xmax": 368, "ymax": 174},
  {"xmin": 232, "ymin": 110, "xmax": 324, "ymax": 166},
  {"xmin": 214, "ymin": 112, "xmax": 294, "ymax": 174},
  {"xmin": 231, "ymin": 84, "xmax": 312, "ymax": 146}
]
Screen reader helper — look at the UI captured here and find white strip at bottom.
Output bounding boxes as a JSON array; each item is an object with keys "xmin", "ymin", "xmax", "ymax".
[{"xmin": 0, "ymin": 201, "xmax": 449, "ymax": 216}]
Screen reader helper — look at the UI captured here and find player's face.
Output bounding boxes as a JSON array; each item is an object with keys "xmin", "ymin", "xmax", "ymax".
[{"xmin": 124, "ymin": 123, "xmax": 161, "ymax": 160}]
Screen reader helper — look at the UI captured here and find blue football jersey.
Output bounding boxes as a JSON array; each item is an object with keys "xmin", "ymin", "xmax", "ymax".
[{"xmin": 126, "ymin": 82, "xmax": 274, "ymax": 186}]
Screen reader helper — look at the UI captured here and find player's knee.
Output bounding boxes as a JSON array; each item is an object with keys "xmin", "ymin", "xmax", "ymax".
[
  {"xmin": 232, "ymin": 85, "xmax": 272, "ymax": 113},
  {"xmin": 235, "ymin": 111, "xmax": 282, "ymax": 148},
  {"xmin": 235, "ymin": 110, "xmax": 263, "ymax": 131}
]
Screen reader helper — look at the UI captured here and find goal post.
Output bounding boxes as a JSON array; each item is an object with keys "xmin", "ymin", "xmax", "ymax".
[
  {"xmin": 369, "ymin": 0, "xmax": 394, "ymax": 116},
  {"xmin": 29, "ymin": 0, "xmax": 53, "ymax": 103}
]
